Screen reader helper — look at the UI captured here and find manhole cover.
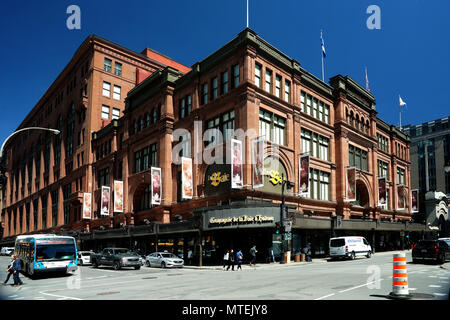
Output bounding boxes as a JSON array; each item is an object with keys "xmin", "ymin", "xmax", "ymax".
[
  {"xmin": 410, "ymin": 293, "xmax": 435, "ymax": 299},
  {"xmin": 142, "ymin": 277, "xmax": 157, "ymax": 279},
  {"xmin": 97, "ymin": 291, "xmax": 120, "ymax": 296}
]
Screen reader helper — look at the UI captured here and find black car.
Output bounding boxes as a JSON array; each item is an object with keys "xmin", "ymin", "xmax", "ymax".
[{"xmin": 412, "ymin": 240, "xmax": 450, "ymax": 264}]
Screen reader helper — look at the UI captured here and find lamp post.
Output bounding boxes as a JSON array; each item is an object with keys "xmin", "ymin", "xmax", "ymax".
[
  {"xmin": 280, "ymin": 173, "xmax": 294, "ymax": 264},
  {"xmin": 0, "ymin": 127, "xmax": 60, "ymax": 185}
]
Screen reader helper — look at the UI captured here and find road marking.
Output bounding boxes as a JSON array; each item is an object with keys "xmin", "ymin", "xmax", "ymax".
[
  {"xmin": 86, "ymin": 276, "xmax": 108, "ymax": 280},
  {"xmin": 314, "ymin": 293, "xmax": 335, "ymax": 300},
  {"xmin": 33, "ymin": 297, "xmax": 46, "ymax": 300},
  {"xmin": 439, "ymin": 277, "xmax": 449, "ymax": 279},
  {"xmin": 429, "ymin": 285, "xmax": 441, "ymax": 288},
  {"xmin": 428, "ymin": 275, "xmax": 438, "ymax": 278},
  {"xmin": 8, "ymin": 295, "xmax": 18, "ymax": 298},
  {"xmin": 13, "ymin": 297, "xmax": 25, "ymax": 300},
  {"xmin": 434, "ymin": 293, "xmax": 447, "ymax": 296},
  {"xmin": 338, "ymin": 279, "xmax": 384, "ymax": 293},
  {"xmin": 408, "ymin": 288, "xmax": 417, "ymax": 291},
  {"xmin": 39, "ymin": 291, "xmax": 82, "ymax": 300}
]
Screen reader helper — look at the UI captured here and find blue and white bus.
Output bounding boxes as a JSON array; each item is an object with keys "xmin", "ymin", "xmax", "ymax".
[{"xmin": 14, "ymin": 234, "xmax": 78, "ymax": 275}]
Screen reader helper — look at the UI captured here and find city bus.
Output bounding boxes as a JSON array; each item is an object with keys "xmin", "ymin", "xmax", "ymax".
[{"xmin": 14, "ymin": 234, "xmax": 78, "ymax": 276}]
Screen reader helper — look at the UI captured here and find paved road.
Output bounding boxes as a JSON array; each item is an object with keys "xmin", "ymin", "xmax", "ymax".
[{"xmin": 0, "ymin": 251, "xmax": 448, "ymax": 300}]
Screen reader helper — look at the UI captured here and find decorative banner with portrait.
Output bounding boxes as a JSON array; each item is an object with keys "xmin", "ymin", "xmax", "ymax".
[
  {"xmin": 181, "ymin": 157, "xmax": 193, "ymax": 199},
  {"xmin": 151, "ymin": 167, "xmax": 162, "ymax": 205},
  {"xmin": 100, "ymin": 186, "xmax": 111, "ymax": 216},
  {"xmin": 82, "ymin": 192, "xmax": 92, "ymax": 220},
  {"xmin": 252, "ymin": 137, "xmax": 265, "ymax": 189},
  {"xmin": 113, "ymin": 180, "xmax": 124, "ymax": 213},
  {"xmin": 411, "ymin": 189, "xmax": 419, "ymax": 213},
  {"xmin": 346, "ymin": 167, "xmax": 356, "ymax": 201},
  {"xmin": 231, "ymin": 139, "xmax": 243, "ymax": 189},
  {"xmin": 397, "ymin": 185, "xmax": 407, "ymax": 210},
  {"xmin": 299, "ymin": 154, "xmax": 310, "ymax": 195},
  {"xmin": 378, "ymin": 177, "xmax": 387, "ymax": 206}
]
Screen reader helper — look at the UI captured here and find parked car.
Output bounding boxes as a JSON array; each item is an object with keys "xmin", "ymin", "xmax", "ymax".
[
  {"xmin": 91, "ymin": 248, "xmax": 141, "ymax": 270},
  {"xmin": 329, "ymin": 236, "xmax": 372, "ymax": 260},
  {"xmin": 0, "ymin": 247, "xmax": 14, "ymax": 256},
  {"xmin": 145, "ymin": 252, "xmax": 184, "ymax": 268},
  {"xmin": 77, "ymin": 251, "xmax": 93, "ymax": 265},
  {"xmin": 412, "ymin": 240, "xmax": 450, "ymax": 264}
]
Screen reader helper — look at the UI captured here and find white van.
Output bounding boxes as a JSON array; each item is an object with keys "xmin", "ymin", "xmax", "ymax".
[
  {"xmin": 0, "ymin": 247, "xmax": 14, "ymax": 256},
  {"xmin": 329, "ymin": 237, "xmax": 372, "ymax": 260}
]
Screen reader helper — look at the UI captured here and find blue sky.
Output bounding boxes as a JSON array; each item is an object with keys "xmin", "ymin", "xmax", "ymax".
[{"xmin": 0, "ymin": 0, "xmax": 449, "ymax": 146}]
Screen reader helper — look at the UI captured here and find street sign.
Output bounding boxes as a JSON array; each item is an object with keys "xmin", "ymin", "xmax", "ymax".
[
  {"xmin": 283, "ymin": 219, "xmax": 292, "ymax": 232},
  {"xmin": 284, "ymin": 232, "xmax": 292, "ymax": 241}
]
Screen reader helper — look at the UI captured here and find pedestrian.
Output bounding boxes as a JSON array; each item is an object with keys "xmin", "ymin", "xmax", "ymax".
[
  {"xmin": 187, "ymin": 248, "xmax": 193, "ymax": 265},
  {"xmin": 223, "ymin": 250, "xmax": 229, "ymax": 270},
  {"xmin": 227, "ymin": 249, "xmax": 235, "ymax": 271},
  {"xmin": 303, "ymin": 243, "xmax": 312, "ymax": 262},
  {"xmin": 236, "ymin": 250, "xmax": 243, "ymax": 270},
  {"xmin": 250, "ymin": 245, "xmax": 257, "ymax": 266},
  {"xmin": 268, "ymin": 247, "xmax": 275, "ymax": 263},
  {"xmin": 3, "ymin": 255, "xmax": 14, "ymax": 285},
  {"xmin": 11, "ymin": 255, "xmax": 23, "ymax": 286}
]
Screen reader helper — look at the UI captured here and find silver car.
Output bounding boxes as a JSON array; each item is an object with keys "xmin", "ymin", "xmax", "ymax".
[{"xmin": 145, "ymin": 252, "xmax": 184, "ymax": 268}]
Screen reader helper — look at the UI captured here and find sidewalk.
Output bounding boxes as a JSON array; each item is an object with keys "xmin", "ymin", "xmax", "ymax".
[{"xmin": 183, "ymin": 250, "xmax": 411, "ymax": 270}]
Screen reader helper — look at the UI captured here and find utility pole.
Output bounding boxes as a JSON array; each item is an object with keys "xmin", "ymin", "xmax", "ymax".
[{"xmin": 280, "ymin": 173, "xmax": 294, "ymax": 264}]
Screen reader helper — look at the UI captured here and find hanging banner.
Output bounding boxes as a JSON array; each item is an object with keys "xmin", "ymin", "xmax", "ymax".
[
  {"xmin": 231, "ymin": 139, "xmax": 243, "ymax": 189},
  {"xmin": 252, "ymin": 137, "xmax": 265, "ymax": 189},
  {"xmin": 346, "ymin": 167, "xmax": 356, "ymax": 201},
  {"xmin": 82, "ymin": 192, "xmax": 92, "ymax": 220},
  {"xmin": 397, "ymin": 185, "xmax": 407, "ymax": 210},
  {"xmin": 100, "ymin": 186, "xmax": 110, "ymax": 216},
  {"xmin": 151, "ymin": 167, "xmax": 162, "ymax": 205},
  {"xmin": 411, "ymin": 189, "xmax": 419, "ymax": 213},
  {"xmin": 299, "ymin": 153, "xmax": 310, "ymax": 195},
  {"xmin": 378, "ymin": 177, "xmax": 387, "ymax": 206},
  {"xmin": 181, "ymin": 157, "xmax": 193, "ymax": 199},
  {"xmin": 113, "ymin": 180, "xmax": 124, "ymax": 213}
]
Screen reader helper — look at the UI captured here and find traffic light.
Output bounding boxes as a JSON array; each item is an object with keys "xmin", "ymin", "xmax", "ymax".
[{"xmin": 275, "ymin": 222, "xmax": 281, "ymax": 234}]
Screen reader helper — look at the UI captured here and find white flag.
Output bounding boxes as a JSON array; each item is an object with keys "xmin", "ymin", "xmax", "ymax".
[{"xmin": 399, "ymin": 95, "xmax": 407, "ymax": 107}]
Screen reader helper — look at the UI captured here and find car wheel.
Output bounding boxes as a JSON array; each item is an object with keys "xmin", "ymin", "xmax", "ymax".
[
  {"xmin": 161, "ymin": 261, "xmax": 166, "ymax": 268},
  {"xmin": 134, "ymin": 266, "xmax": 140, "ymax": 270},
  {"xmin": 438, "ymin": 254, "xmax": 445, "ymax": 265},
  {"xmin": 350, "ymin": 252, "xmax": 356, "ymax": 260},
  {"xmin": 366, "ymin": 251, "xmax": 371, "ymax": 258},
  {"xmin": 145, "ymin": 261, "xmax": 150, "ymax": 267},
  {"xmin": 92, "ymin": 261, "xmax": 98, "ymax": 268},
  {"xmin": 113, "ymin": 262, "xmax": 121, "ymax": 270}
]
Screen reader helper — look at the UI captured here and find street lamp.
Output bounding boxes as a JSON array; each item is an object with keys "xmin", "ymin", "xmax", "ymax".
[
  {"xmin": 0, "ymin": 127, "xmax": 60, "ymax": 186},
  {"xmin": 280, "ymin": 173, "xmax": 294, "ymax": 264}
]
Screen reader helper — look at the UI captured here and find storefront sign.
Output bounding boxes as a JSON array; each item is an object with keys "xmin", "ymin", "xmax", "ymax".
[
  {"xmin": 209, "ymin": 215, "xmax": 275, "ymax": 225},
  {"xmin": 231, "ymin": 139, "xmax": 243, "ymax": 189},
  {"xmin": 378, "ymin": 177, "xmax": 386, "ymax": 206},
  {"xmin": 113, "ymin": 180, "xmax": 124, "ymax": 213},
  {"xmin": 151, "ymin": 167, "xmax": 162, "ymax": 205},
  {"xmin": 259, "ymin": 157, "xmax": 288, "ymax": 194},
  {"xmin": 181, "ymin": 157, "xmax": 193, "ymax": 199},
  {"xmin": 346, "ymin": 167, "xmax": 356, "ymax": 201},
  {"xmin": 204, "ymin": 164, "xmax": 232, "ymax": 197},
  {"xmin": 82, "ymin": 192, "xmax": 92, "ymax": 220},
  {"xmin": 100, "ymin": 186, "xmax": 110, "ymax": 216},
  {"xmin": 252, "ymin": 137, "xmax": 265, "ymax": 189},
  {"xmin": 299, "ymin": 153, "xmax": 310, "ymax": 195},
  {"xmin": 411, "ymin": 189, "xmax": 419, "ymax": 213}
]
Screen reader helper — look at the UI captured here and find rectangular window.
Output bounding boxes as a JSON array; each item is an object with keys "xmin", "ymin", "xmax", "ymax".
[
  {"xmin": 134, "ymin": 144, "xmax": 157, "ymax": 173},
  {"xmin": 112, "ymin": 108, "xmax": 120, "ymax": 120},
  {"xmin": 114, "ymin": 62, "xmax": 122, "ymax": 76},
  {"xmin": 378, "ymin": 160, "xmax": 389, "ymax": 178},
  {"xmin": 255, "ymin": 64, "xmax": 262, "ymax": 88},
  {"xmin": 284, "ymin": 80, "xmax": 290, "ymax": 103},
  {"xmin": 113, "ymin": 85, "xmax": 121, "ymax": 100},
  {"xmin": 259, "ymin": 109, "xmax": 286, "ymax": 146},
  {"xmin": 275, "ymin": 75, "xmax": 281, "ymax": 98},
  {"xmin": 101, "ymin": 105, "xmax": 110, "ymax": 119},
  {"xmin": 306, "ymin": 169, "xmax": 330, "ymax": 201},
  {"xmin": 179, "ymin": 95, "xmax": 192, "ymax": 119},
  {"xmin": 201, "ymin": 83, "xmax": 208, "ymax": 105},
  {"xmin": 211, "ymin": 77, "xmax": 218, "ymax": 100},
  {"xmin": 104, "ymin": 58, "xmax": 112, "ymax": 72},
  {"xmin": 349, "ymin": 145, "xmax": 368, "ymax": 171},
  {"xmin": 221, "ymin": 71, "xmax": 228, "ymax": 95},
  {"xmin": 232, "ymin": 64, "xmax": 240, "ymax": 89},
  {"xmin": 102, "ymin": 81, "xmax": 111, "ymax": 97},
  {"xmin": 397, "ymin": 167, "xmax": 405, "ymax": 184},
  {"xmin": 265, "ymin": 69, "xmax": 272, "ymax": 93},
  {"xmin": 98, "ymin": 167, "xmax": 110, "ymax": 188},
  {"xmin": 205, "ymin": 110, "xmax": 235, "ymax": 146},
  {"xmin": 312, "ymin": 98, "xmax": 318, "ymax": 119},
  {"xmin": 300, "ymin": 92, "xmax": 305, "ymax": 112}
]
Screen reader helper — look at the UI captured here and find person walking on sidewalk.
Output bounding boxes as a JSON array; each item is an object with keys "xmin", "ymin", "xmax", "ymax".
[
  {"xmin": 236, "ymin": 249, "xmax": 243, "ymax": 270},
  {"xmin": 223, "ymin": 250, "xmax": 229, "ymax": 270},
  {"xmin": 303, "ymin": 243, "xmax": 312, "ymax": 262},
  {"xmin": 3, "ymin": 256, "xmax": 14, "ymax": 285},
  {"xmin": 187, "ymin": 248, "xmax": 193, "ymax": 265},
  {"xmin": 227, "ymin": 249, "xmax": 235, "ymax": 271},
  {"xmin": 250, "ymin": 245, "xmax": 257, "ymax": 266},
  {"xmin": 11, "ymin": 255, "xmax": 23, "ymax": 286},
  {"xmin": 268, "ymin": 247, "xmax": 275, "ymax": 263}
]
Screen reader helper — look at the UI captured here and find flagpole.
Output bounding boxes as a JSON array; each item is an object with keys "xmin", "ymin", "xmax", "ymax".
[
  {"xmin": 246, "ymin": 0, "xmax": 249, "ymax": 28},
  {"xmin": 321, "ymin": 30, "xmax": 324, "ymax": 82}
]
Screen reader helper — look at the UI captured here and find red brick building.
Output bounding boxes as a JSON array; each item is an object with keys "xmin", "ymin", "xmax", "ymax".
[{"xmin": 1, "ymin": 29, "xmax": 427, "ymax": 262}]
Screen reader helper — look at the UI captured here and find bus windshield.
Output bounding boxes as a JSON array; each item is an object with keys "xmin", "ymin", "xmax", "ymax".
[{"xmin": 36, "ymin": 244, "xmax": 76, "ymax": 261}]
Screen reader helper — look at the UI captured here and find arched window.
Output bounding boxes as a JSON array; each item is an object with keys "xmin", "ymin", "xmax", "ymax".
[
  {"xmin": 346, "ymin": 109, "xmax": 350, "ymax": 124},
  {"xmin": 152, "ymin": 108, "xmax": 157, "ymax": 124},
  {"xmin": 366, "ymin": 120, "xmax": 370, "ymax": 134},
  {"xmin": 356, "ymin": 114, "xmax": 360, "ymax": 130},
  {"xmin": 145, "ymin": 113, "xmax": 150, "ymax": 127},
  {"xmin": 360, "ymin": 117, "xmax": 365, "ymax": 132},
  {"xmin": 139, "ymin": 117, "xmax": 144, "ymax": 131},
  {"xmin": 350, "ymin": 111, "xmax": 354, "ymax": 127}
]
